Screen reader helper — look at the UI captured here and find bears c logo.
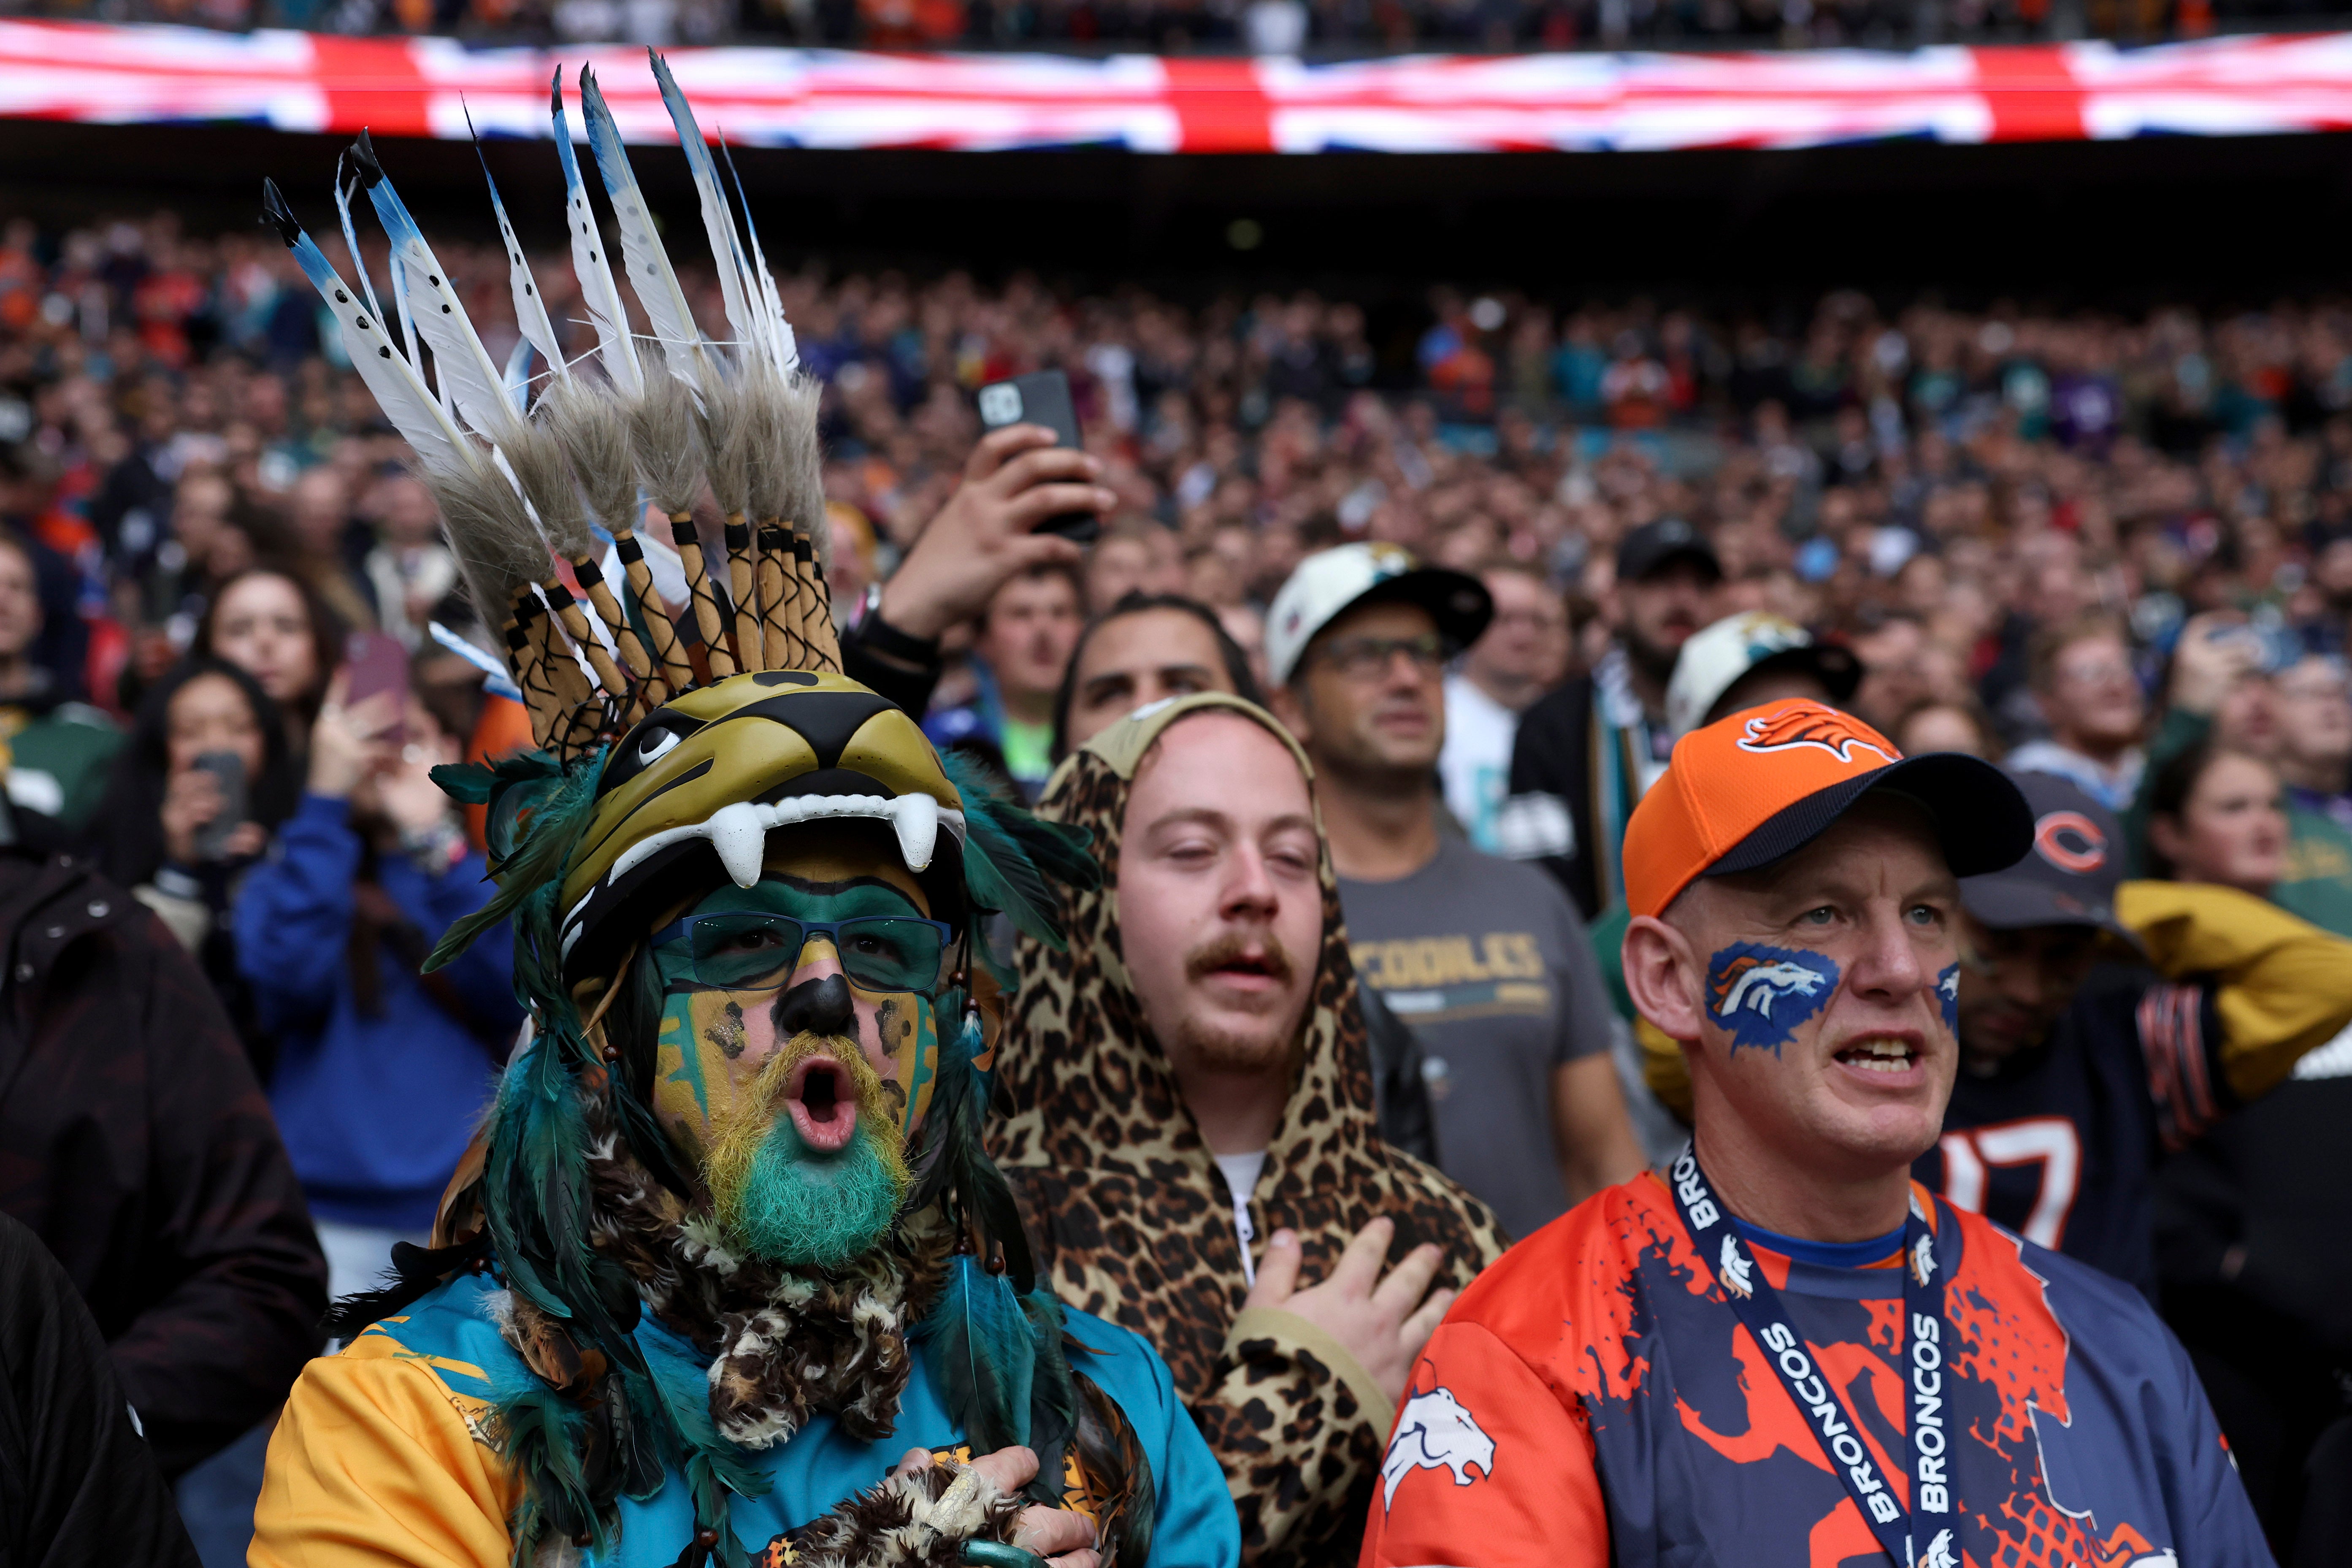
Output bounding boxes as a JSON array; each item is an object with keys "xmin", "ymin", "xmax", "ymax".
[
  {"xmin": 2034, "ymin": 810, "xmax": 2107, "ymax": 874},
  {"xmin": 1733, "ymin": 704, "xmax": 1897, "ymax": 766}
]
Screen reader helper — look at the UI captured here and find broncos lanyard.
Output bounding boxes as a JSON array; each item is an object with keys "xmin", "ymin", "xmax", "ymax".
[{"xmin": 1664, "ymin": 1143, "xmax": 1960, "ymax": 1568}]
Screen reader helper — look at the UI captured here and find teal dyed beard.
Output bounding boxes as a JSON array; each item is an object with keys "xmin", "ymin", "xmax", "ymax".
[{"xmin": 719, "ymin": 1115, "xmax": 909, "ymax": 1273}]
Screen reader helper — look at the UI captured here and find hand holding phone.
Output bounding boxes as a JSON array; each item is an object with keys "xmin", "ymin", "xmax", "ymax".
[
  {"xmin": 872, "ymin": 420, "xmax": 1116, "ymax": 644},
  {"xmin": 309, "ymin": 662, "xmax": 409, "ymax": 801},
  {"xmin": 181, "ymin": 750, "xmax": 249, "ymax": 864},
  {"xmin": 975, "ymin": 371, "xmax": 1102, "ymax": 544},
  {"xmin": 341, "ymin": 632, "xmax": 412, "ymax": 744}
]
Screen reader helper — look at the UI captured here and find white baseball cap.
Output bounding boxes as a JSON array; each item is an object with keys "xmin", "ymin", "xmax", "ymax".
[
  {"xmin": 1264, "ymin": 543, "xmax": 1493, "ymax": 686},
  {"xmin": 1665, "ymin": 612, "xmax": 1863, "ymax": 739}
]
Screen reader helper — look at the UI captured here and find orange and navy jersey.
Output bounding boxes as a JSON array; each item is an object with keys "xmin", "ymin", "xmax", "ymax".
[{"xmin": 1360, "ymin": 1171, "xmax": 2270, "ymax": 1568}]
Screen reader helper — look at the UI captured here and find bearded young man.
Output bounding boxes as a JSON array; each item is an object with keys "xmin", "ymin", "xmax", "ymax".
[
  {"xmin": 1363, "ymin": 700, "xmax": 2274, "ymax": 1568},
  {"xmin": 993, "ymin": 694, "xmax": 1505, "ymax": 1568},
  {"xmin": 250, "ymin": 100, "xmax": 1234, "ymax": 1568},
  {"xmin": 1503, "ymin": 518, "xmax": 1719, "ymax": 918}
]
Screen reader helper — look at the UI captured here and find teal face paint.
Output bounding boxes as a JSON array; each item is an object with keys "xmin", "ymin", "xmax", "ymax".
[
  {"xmin": 656, "ymin": 997, "xmax": 710, "ymax": 1121},
  {"xmin": 1705, "ymin": 943, "xmax": 1839, "ymax": 1056}
]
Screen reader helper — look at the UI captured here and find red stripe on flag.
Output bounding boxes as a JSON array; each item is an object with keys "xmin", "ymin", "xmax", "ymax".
[
  {"xmin": 1972, "ymin": 43, "xmax": 2085, "ymax": 142},
  {"xmin": 1162, "ymin": 57, "xmax": 1272, "ymax": 152},
  {"xmin": 312, "ymin": 34, "xmax": 433, "ymax": 140}
]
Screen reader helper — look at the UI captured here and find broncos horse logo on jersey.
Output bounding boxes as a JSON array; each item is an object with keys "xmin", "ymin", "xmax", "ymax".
[
  {"xmin": 1734, "ymin": 704, "xmax": 1898, "ymax": 766},
  {"xmin": 1707, "ymin": 944, "xmax": 1840, "ymax": 1055},
  {"xmin": 1381, "ymin": 1387, "xmax": 1497, "ymax": 1509}
]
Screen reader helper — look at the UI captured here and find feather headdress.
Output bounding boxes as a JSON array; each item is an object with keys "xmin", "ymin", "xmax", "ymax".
[{"xmin": 267, "ymin": 56, "xmax": 1131, "ymax": 1568}]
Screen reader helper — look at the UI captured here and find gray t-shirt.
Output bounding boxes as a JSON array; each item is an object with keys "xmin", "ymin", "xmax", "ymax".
[{"xmin": 1339, "ymin": 833, "xmax": 1612, "ymax": 1242}]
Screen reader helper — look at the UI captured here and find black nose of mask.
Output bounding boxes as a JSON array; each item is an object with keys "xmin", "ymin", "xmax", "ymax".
[{"xmin": 776, "ymin": 973, "xmax": 855, "ymax": 1039}]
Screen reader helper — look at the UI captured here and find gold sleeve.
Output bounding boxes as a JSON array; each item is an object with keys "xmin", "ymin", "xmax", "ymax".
[
  {"xmin": 1638, "ymin": 1016, "xmax": 1693, "ymax": 1122},
  {"xmin": 2117, "ymin": 880, "xmax": 2352, "ymax": 1101},
  {"xmin": 249, "ymin": 1330, "xmax": 520, "ymax": 1568}
]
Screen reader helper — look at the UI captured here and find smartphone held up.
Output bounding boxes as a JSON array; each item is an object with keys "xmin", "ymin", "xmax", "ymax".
[
  {"xmin": 976, "ymin": 370, "xmax": 1102, "ymax": 544},
  {"xmin": 188, "ymin": 750, "xmax": 249, "ymax": 863},
  {"xmin": 340, "ymin": 632, "xmax": 412, "ymax": 745}
]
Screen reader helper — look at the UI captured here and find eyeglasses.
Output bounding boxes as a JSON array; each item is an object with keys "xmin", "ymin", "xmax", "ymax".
[
  {"xmin": 649, "ymin": 912, "xmax": 954, "ymax": 994},
  {"xmin": 2054, "ymin": 656, "xmax": 2132, "ymax": 687},
  {"xmin": 1312, "ymin": 632, "xmax": 1450, "ymax": 682}
]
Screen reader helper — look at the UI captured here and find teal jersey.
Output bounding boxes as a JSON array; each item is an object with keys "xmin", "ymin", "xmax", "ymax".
[{"xmin": 372, "ymin": 1270, "xmax": 1239, "ymax": 1567}]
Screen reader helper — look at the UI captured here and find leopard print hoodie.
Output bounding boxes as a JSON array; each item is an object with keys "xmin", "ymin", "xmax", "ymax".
[{"xmin": 990, "ymin": 693, "xmax": 1508, "ymax": 1568}]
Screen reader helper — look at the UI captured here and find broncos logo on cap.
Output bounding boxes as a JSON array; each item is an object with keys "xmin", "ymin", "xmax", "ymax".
[{"xmin": 1734, "ymin": 704, "xmax": 1897, "ymax": 766}]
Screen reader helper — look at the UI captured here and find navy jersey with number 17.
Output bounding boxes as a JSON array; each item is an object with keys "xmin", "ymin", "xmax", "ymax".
[{"xmin": 1918, "ymin": 966, "xmax": 2222, "ymax": 1300}]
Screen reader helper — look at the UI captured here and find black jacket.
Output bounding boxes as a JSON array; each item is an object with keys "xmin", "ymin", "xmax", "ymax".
[
  {"xmin": 0, "ymin": 1211, "xmax": 200, "ymax": 1567},
  {"xmin": 1506, "ymin": 674, "xmax": 1605, "ymax": 918},
  {"xmin": 0, "ymin": 848, "xmax": 326, "ymax": 1477}
]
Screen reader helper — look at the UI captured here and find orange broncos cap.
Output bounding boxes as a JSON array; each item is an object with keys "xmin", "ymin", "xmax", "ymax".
[{"xmin": 1622, "ymin": 699, "xmax": 2031, "ymax": 919}]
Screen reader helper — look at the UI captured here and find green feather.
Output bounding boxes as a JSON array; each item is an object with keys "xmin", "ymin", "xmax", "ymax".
[
  {"xmin": 425, "ymin": 748, "xmax": 601, "ymax": 972},
  {"xmin": 493, "ymin": 1373, "xmax": 604, "ymax": 1563},
  {"xmin": 940, "ymin": 749, "xmax": 1098, "ymax": 949},
  {"xmin": 931, "ymin": 1254, "xmax": 1034, "ymax": 1453},
  {"xmin": 1021, "ymin": 1290, "xmax": 1077, "ymax": 1500}
]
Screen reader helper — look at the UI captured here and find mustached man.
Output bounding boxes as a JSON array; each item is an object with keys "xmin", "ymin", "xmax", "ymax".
[{"xmin": 1360, "ymin": 700, "xmax": 2275, "ymax": 1568}]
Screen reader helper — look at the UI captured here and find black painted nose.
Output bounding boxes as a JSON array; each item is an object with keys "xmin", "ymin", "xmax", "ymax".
[{"xmin": 776, "ymin": 973, "xmax": 855, "ymax": 1038}]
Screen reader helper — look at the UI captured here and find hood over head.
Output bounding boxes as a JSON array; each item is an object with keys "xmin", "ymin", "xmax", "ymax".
[{"xmin": 991, "ymin": 692, "xmax": 1504, "ymax": 1399}]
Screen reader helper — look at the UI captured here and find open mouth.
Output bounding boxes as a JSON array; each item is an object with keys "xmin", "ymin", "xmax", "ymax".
[
  {"xmin": 784, "ymin": 1054, "xmax": 858, "ymax": 1153},
  {"xmin": 1834, "ymin": 1037, "xmax": 1922, "ymax": 1076},
  {"xmin": 1202, "ymin": 948, "xmax": 1289, "ymax": 993}
]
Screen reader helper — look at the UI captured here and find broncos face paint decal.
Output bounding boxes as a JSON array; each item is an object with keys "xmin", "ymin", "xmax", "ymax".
[
  {"xmin": 1936, "ymin": 961, "xmax": 1961, "ymax": 1037},
  {"xmin": 1706, "ymin": 943, "xmax": 1839, "ymax": 1056}
]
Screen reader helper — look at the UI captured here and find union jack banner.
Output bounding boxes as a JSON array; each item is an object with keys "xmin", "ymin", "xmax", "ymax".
[{"xmin": 5, "ymin": 19, "xmax": 2352, "ymax": 153}]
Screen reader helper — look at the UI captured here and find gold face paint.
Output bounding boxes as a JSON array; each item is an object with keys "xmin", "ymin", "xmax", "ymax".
[
  {"xmin": 872, "ymin": 988, "xmax": 941, "ymax": 1137},
  {"xmin": 653, "ymin": 988, "xmax": 762, "ymax": 1153}
]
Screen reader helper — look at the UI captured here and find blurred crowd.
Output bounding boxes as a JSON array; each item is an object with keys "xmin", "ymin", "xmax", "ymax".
[
  {"xmin": 8, "ymin": 202, "xmax": 2352, "ymax": 1557},
  {"xmin": 11, "ymin": 209, "xmax": 2352, "ymax": 830},
  {"xmin": 4, "ymin": 0, "xmax": 2329, "ymax": 51}
]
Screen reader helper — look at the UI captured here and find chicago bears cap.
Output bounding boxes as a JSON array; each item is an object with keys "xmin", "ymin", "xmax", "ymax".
[
  {"xmin": 1264, "ymin": 542, "xmax": 1493, "ymax": 686},
  {"xmin": 1957, "ymin": 770, "xmax": 2139, "ymax": 947},
  {"xmin": 1622, "ymin": 699, "xmax": 2032, "ymax": 919}
]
